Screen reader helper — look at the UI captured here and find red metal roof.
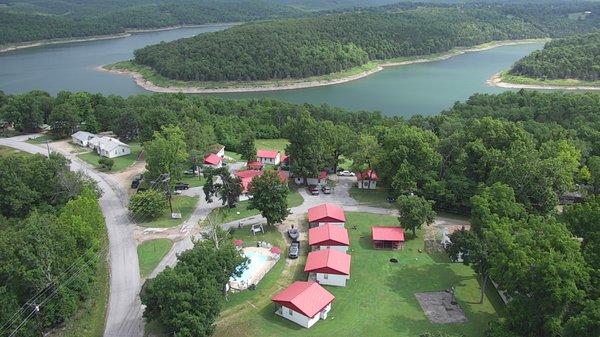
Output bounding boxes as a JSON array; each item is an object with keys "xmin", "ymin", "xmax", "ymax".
[
  {"xmin": 356, "ymin": 170, "xmax": 379, "ymax": 181},
  {"xmin": 246, "ymin": 161, "xmax": 264, "ymax": 170},
  {"xmin": 234, "ymin": 239, "xmax": 244, "ymax": 247},
  {"xmin": 281, "ymin": 155, "xmax": 289, "ymax": 162},
  {"xmin": 257, "ymin": 149, "xmax": 279, "ymax": 159},
  {"xmin": 309, "ymin": 224, "xmax": 350, "ymax": 246},
  {"xmin": 319, "ymin": 170, "xmax": 328, "ymax": 179},
  {"xmin": 304, "ymin": 249, "xmax": 351, "ymax": 275},
  {"xmin": 203, "ymin": 153, "xmax": 222, "ymax": 165},
  {"xmin": 372, "ymin": 226, "xmax": 405, "ymax": 242},
  {"xmin": 270, "ymin": 246, "xmax": 281, "ymax": 254},
  {"xmin": 308, "ymin": 203, "xmax": 346, "ymax": 223},
  {"xmin": 272, "ymin": 281, "xmax": 334, "ymax": 318},
  {"xmin": 235, "ymin": 169, "xmax": 288, "ymax": 193}
]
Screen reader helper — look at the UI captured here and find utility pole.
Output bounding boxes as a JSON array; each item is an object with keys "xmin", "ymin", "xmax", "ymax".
[{"xmin": 32, "ymin": 303, "xmax": 42, "ymax": 337}]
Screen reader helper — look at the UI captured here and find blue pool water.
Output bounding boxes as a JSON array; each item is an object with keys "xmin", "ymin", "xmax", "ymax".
[{"xmin": 230, "ymin": 251, "xmax": 269, "ymax": 283}]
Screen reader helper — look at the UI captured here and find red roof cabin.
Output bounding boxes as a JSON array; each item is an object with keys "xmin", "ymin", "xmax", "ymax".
[
  {"xmin": 372, "ymin": 226, "xmax": 405, "ymax": 250},
  {"xmin": 304, "ymin": 249, "xmax": 351, "ymax": 287},
  {"xmin": 246, "ymin": 161, "xmax": 264, "ymax": 170},
  {"xmin": 203, "ymin": 153, "xmax": 223, "ymax": 168},
  {"xmin": 356, "ymin": 170, "xmax": 379, "ymax": 190},
  {"xmin": 309, "ymin": 224, "xmax": 350, "ymax": 253},
  {"xmin": 235, "ymin": 169, "xmax": 289, "ymax": 194},
  {"xmin": 307, "ymin": 203, "xmax": 346, "ymax": 227},
  {"xmin": 257, "ymin": 149, "xmax": 281, "ymax": 165},
  {"xmin": 272, "ymin": 281, "xmax": 334, "ymax": 328}
]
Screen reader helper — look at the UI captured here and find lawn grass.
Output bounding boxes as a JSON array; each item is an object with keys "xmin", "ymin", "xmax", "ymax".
[
  {"xmin": 255, "ymin": 139, "xmax": 289, "ymax": 153},
  {"xmin": 137, "ymin": 239, "xmax": 173, "ymax": 278},
  {"xmin": 48, "ymin": 229, "xmax": 109, "ymax": 337},
  {"xmin": 25, "ymin": 134, "xmax": 56, "ymax": 144},
  {"xmin": 137, "ymin": 195, "xmax": 198, "ymax": 228},
  {"xmin": 225, "ymin": 151, "xmax": 243, "ymax": 162},
  {"xmin": 76, "ymin": 142, "xmax": 142, "ymax": 172},
  {"xmin": 180, "ymin": 174, "xmax": 206, "ymax": 188},
  {"xmin": 0, "ymin": 145, "xmax": 29, "ymax": 157},
  {"xmin": 209, "ymin": 191, "xmax": 303, "ymax": 224},
  {"xmin": 349, "ymin": 186, "xmax": 393, "ymax": 208},
  {"xmin": 214, "ymin": 212, "xmax": 501, "ymax": 337}
]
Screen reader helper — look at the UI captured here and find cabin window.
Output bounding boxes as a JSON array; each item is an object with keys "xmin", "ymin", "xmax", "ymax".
[
  {"xmin": 323, "ymin": 274, "xmax": 329, "ymax": 280},
  {"xmin": 288, "ymin": 308, "xmax": 293, "ymax": 316}
]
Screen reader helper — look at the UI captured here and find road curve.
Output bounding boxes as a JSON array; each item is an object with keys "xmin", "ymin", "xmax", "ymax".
[{"xmin": 0, "ymin": 137, "xmax": 143, "ymax": 337}]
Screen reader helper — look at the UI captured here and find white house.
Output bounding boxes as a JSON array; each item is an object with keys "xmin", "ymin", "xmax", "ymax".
[
  {"xmin": 210, "ymin": 144, "xmax": 225, "ymax": 158},
  {"xmin": 356, "ymin": 170, "xmax": 379, "ymax": 189},
  {"xmin": 304, "ymin": 249, "xmax": 351, "ymax": 287},
  {"xmin": 89, "ymin": 137, "xmax": 131, "ymax": 158},
  {"xmin": 71, "ymin": 131, "xmax": 96, "ymax": 147},
  {"xmin": 309, "ymin": 224, "xmax": 350, "ymax": 253},
  {"xmin": 257, "ymin": 149, "xmax": 281, "ymax": 165},
  {"xmin": 203, "ymin": 153, "xmax": 223, "ymax": 168},
  {"xmin": 272, "ymin": 281, "xmax": 334, "ymax": 328}
]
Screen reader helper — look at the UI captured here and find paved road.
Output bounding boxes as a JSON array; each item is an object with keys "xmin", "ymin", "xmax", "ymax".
[{"xmin": 0, "ymin": 136, "xmax": 144, "ymax": 337}]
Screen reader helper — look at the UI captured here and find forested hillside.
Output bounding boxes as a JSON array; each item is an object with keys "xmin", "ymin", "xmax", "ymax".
[
  {"xmin": 509, "ymin": 32, "xmax": 600, "ymax": 81},
  {"xmin": 0, "ymin": 0, "xmax": 302, "ymax": 45},
  {"xmin": 132, "ymin": 2, "xmax": 600, "ymax": 82}
]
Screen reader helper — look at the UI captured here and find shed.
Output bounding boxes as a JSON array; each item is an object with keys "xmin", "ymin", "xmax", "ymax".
[
  {"xmin": 356, "ymin": 170, "xmax": 379, "ymax": 190},
  {"xmin": 307, "ymin": 203, "xmax": 345, "ymax": 226},
  {"xmin": 309, "ymin": 224, "xmax": 350, "ymax": 252},
  {"xmin": 304, "ymin": 249, "xmax": 351, "ymax": 287},
  {"xmin": 372, "ymin": 226, "xmax": 405, "ymax": 250},
  {"xmin": 272, "ymin": 281, "xmax": 334, "ymax": 328}
]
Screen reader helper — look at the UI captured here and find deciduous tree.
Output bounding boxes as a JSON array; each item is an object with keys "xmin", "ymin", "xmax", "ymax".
[{"xmin": 249, "ymin": 171, "xmax": 290, "ymax": 226}]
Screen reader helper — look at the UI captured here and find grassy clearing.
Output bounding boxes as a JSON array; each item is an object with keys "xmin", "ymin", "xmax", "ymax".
[
  {"xmin": 209, "ymin": 191, "xmax": 303, "ymax": 224},
  {"xmin": 77, "ymin": 143, "xmax": 142, "ymax": 172},
  {"xmin": 138, "ymin": 195, "xmax": 198, "ymax": 228},
  {"xmin": 225, "ymin": 151, "xmax": 243, "ymax": 162},
  {"xmin": 214, "ymin": 212, "xmax": 501, "ymax": 337},
  {"xmin": 25, "ymin": 134, "xmax": 55, "ymax": 144},
  {"xmin": 48, "ymin": 230, "xmax": 109, "ymax": 337},
  {"xmin": 256, "ymin": 139, "xmax": 289, "ymax": 153},
  {"xmin": 349, "ymin": 186, "xmax": 393, "ymax": 208},
  {"xmin": 105, "ymin": 61, "xmax": 379, "ymax": 90},
  {"xmin": 137, "ymin": 239, "xmax": 173, "ymax": 278},
  {"xmin": 499, "ymin": 71, "xmax": 600, "ymax": 87}
]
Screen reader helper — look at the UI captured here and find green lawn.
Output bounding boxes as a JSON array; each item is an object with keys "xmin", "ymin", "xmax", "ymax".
[
  {"xmin": 349, "ymin": 186, "xmax": 393, "ymax": 208},
  {"xmin": 215, "ymin": 212, "xmax": 502, "ymax": 337},
  {"xmin": 25, "ymin": 134, "xmax": 55, "ymax": 144},
  {"xmin": 48, "ymin": 229, "xmax": 109, "ymax": 337},
  {"xmin": 0, "ymin": 145, "xmax": 29, "ymax": 157},
  {"xmin": 180, "ymin": 175, "xmax": 206, "ymax": 188},
  {"xmin": 225, "ymin": 151, "xmax": 243, "ymax": 162},
  {"xmin": 137, "ymin": 239, "xmax": 173, "ymax": 278},
  {"xmin": 77, "ymin": 142, "xmax": 142, "ymax": 172},
  {"xmin": 138, "ymin": 196, "xmax": 198, "ymax": 228},
  {"xmin": 256, "ymin": 139, "xmax": 289, "ymax": 153},
  {"xmin": 209, "ymin": 191, "xmax": 303, "ymax": 224}
]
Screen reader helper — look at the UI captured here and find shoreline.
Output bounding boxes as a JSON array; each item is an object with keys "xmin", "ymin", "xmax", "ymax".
[
  {"xmin": 101, "ymin": 38, "xmax": 549, "ymax": 94},
  {"xmin": 487, "ymin": 72, "xmax": 600, "ymax": 91},
  {"xmin": 0, "ymin": 23, "xmax": 238, "ymax": 54}
]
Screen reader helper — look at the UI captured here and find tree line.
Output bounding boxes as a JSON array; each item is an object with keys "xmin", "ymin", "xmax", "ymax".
[
  {"xmin": 509, "ymin": 32, "xmax": 600, "ymax": 81},
  {"xmin": 132, "ymin": 2, "xmax": 600, "ymax": 82},
  {"xmin": 0, "ymin": 153, "xmax": 105, "ymax": 337},
  {"xmin": 0, "ymin": 0, "xmax": 303, "ymax": 45}
]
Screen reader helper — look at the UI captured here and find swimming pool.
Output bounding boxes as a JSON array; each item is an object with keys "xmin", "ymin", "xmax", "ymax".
[{"xmin": 230, "ymin": 251, "xmax": 269, "ymax": 284}]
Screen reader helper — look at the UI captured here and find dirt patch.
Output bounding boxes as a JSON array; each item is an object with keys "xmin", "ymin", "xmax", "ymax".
[
  {"xmin": 112, "ymin": 160, "xmax": 146, "ymax": 195},
  {"xmin": 415, "ymin": 291, "xmax": 468, "ymax": 324}
]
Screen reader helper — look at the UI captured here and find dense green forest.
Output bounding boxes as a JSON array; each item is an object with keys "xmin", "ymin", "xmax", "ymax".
[
  {"xmin": 0, "ymin": 153, "xmax": 106, "ymax": 337},
  {"xmin": 1, "ymin": 89, "xmax": 600, "ymax": 336},
  {"xmin": 132, "ymin": 2, "xmax": 600, "ymax": 82},
  {"xmin": 509, "ymin": 31, "xmax": 600, "ymax": 81},
  {"xmin": 0, "ymin": 0, "xmax": 303, "ymax": 45}
]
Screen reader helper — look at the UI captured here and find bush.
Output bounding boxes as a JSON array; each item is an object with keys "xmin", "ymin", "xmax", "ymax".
[{"xmin": 98, "ymin": 157, "xmax": 115, "ymax": 171}]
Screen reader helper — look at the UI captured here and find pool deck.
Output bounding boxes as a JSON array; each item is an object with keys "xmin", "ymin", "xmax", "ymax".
[{"xmin": 230, "ymin": 247, "xmax": 279, "ymax": 291}]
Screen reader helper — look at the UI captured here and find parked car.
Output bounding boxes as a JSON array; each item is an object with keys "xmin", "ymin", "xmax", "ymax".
[
  {"xmin": 287, "ymin": 227, "xmax": 299, "ymax": 242},
  {"xmin": 288, "ymin": 242, "xmax": 300, "ymax": 259},
  {"xmin": 308, "ymin": 185, "xmax": 319, "ymax": 195},
  {"xmin": 337, "ymin": 170, "xmax": 355, "ymax": 177},
  {"xmin": 322, "ymin": 185, "xmax": 331, "ymax": 194},
  {"xmin": 386, "ymin": 195, "xmax": 397, "ymax": 204},
  {"xmin": 174, "ymin": 182, "xmax": 190, "ymax": 190},
  {"xmin": 131, "ymin": 175, "xmax": 142, "ymax": 189}
]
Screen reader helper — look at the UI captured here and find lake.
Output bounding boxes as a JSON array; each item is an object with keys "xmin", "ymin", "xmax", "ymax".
[{"xmin": 0, "ymin": 25, "xmax": 543, "ymax": 116}]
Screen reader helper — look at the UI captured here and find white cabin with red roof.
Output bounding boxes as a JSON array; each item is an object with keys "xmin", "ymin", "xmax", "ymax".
[
  {"xmin": 356, "ymin": 170, "xmax": 378, "ymax": 189},
  {"xmin": 203, "ymin": 153, "xmax": 223, "ymax": 168},
  {"xmin": 305, "ymin": 249, "xmax": 351, "ymax": 287},
  {"xmin": 272, "ymin": 281, "xmax": 334, "ymax": 328},
  {"xmin": 307, "ymin": 203, "xmax": 346, "ymax": 227},
  {"xmin": 309, "ymin": 224, "xmax": 350, "ymax": 253},
  {"xmin": 257, "ymin": 149, "xmax": 281, "ymax": 165}
]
